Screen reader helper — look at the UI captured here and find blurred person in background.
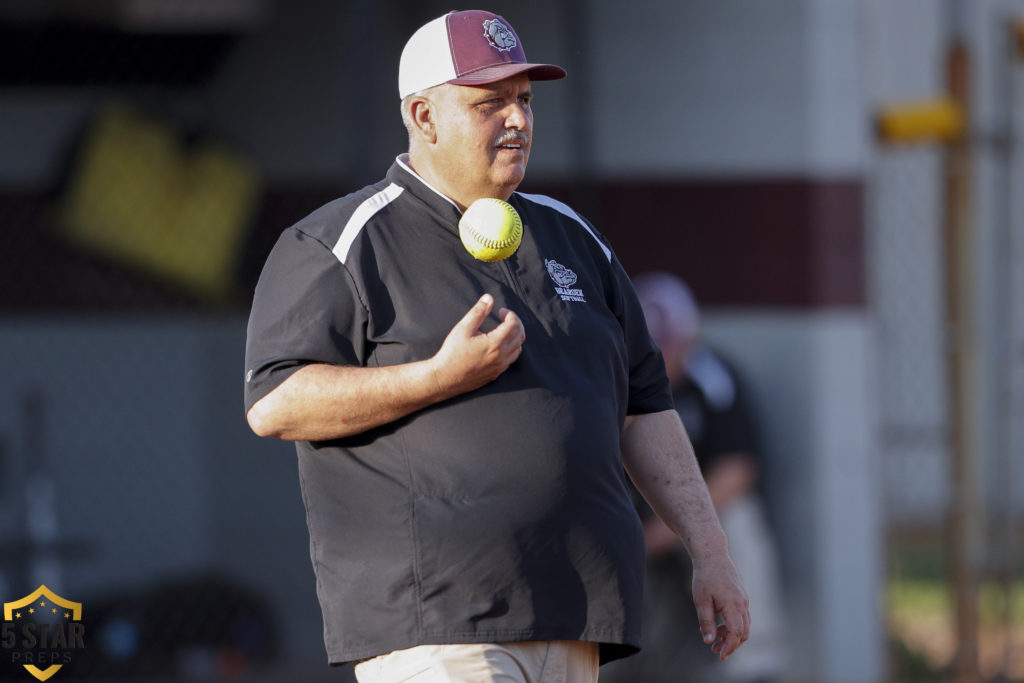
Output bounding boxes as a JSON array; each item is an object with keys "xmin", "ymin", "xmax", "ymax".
[
  {"xmin": 605, "ymin": 272, "xmax": 786, "ymax": 683},
  {"xmin": 243, "ymin": 11, "xmax": 749, "ymax": 683}
]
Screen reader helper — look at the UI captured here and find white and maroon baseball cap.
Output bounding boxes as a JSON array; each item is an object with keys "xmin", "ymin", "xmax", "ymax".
[{"xmin": 398, "ymin": 10, "xmax": 567, "ymax": 99}]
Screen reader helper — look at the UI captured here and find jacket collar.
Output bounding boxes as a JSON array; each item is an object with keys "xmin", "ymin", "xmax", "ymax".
[{"xmin": 388, "ymin": 155, "xmax": 464, "ymax": 228}]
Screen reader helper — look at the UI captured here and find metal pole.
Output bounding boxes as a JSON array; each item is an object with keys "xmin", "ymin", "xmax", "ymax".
[
  {"xmin": 994, "ymin": 16, "xmax": 1024, "ymax": 679},
  {"xmin": 942, "ymin": 37, "xmax": 981, "ymax": 683}
]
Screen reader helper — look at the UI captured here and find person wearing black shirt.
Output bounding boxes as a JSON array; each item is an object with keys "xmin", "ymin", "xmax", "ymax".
[{"xmin": 244, "ymin": 11, "xmax": 750, "ymax": 682}]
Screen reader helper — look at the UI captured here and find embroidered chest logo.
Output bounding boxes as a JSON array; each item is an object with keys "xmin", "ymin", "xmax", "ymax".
[
  {"xmin": 545, "ymin": 259, "xmax": 586, "ymax": 302},
  {"xmin": 483, "ymin": 19, "xmax": 516, "ymax": 52}
]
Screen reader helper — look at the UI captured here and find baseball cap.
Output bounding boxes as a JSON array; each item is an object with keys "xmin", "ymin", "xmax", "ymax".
[{"xmin": 398, "ymin": 10, "xmax": 567, "ymax": 99}]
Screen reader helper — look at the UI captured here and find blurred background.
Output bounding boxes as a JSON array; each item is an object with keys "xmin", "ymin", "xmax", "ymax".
[{"xmin": 0, "ymin": 0, "xmax": 1022, "ymax": 681}]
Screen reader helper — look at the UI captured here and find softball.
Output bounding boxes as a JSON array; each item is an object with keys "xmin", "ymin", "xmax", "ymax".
[{"xmin": 458, "ymin": 198, "xmax": 523, "ymax": 262}]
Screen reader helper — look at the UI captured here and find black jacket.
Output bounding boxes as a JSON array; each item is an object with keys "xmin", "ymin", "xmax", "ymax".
[{"xmin": 244, "ymin": 156, "xmax": 672, "ymax": 665}]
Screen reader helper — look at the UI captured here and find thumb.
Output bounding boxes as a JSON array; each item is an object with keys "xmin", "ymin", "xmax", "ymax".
[
  {"xmin": 695, "ymin": 598, "xmax": 717, "ymax": 645},
  {"xmin": 457, "ymin": 294, "xmax": 494, "ymax": 335}
]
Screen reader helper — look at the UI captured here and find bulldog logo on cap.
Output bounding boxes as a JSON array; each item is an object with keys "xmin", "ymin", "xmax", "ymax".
[{"xmin": 483, "ymin": 19, "xmax": 517, "ymax": 52}]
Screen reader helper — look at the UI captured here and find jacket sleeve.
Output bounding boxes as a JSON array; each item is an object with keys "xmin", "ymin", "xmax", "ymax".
[
  {"xmin": 602, "ymin": 244, "xmax": 673, "ymax": 416},
  {"xmin": 243, "ymin": 226, "xmax": 368, "ymax": 412}
]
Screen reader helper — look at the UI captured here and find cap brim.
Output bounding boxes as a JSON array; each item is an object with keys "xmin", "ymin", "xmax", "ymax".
[{"xmin": 448, "ymin": 62, "xmax": 567, "ymax": 87}]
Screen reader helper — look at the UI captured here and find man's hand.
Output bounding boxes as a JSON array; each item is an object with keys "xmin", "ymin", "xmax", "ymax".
[
  {"xmin": 429, "ymin": 294, "xmax": 525, "ymax": 397},
  {"xmin": 692, "ymin": 551, "xmax": 750, "ymax": 660},
  {"xmin": 620, "ymin": 410, "xmax": 751, "ymax": 660},
  {"xmin": 247, "ymin": 293, "xmax": 523, "ymax": 442}
]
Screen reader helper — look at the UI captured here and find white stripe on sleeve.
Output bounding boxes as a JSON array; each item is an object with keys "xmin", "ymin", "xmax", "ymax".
[
  {"xmin": 515, "ymin": 192, "xmax": 612, "ymax": 262},
  {"xmin": 332, "ymin": 183, "xmax": 405, "ymax": 264}
]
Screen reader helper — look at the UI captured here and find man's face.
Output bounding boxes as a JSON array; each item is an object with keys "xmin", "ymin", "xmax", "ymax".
[{"xmin": 431, "ymin": 74, "xmax": 533, "ymax": 201}]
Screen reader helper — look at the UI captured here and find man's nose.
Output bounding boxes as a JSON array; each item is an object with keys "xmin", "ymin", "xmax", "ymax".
[{"xmin": 504, "ymin": 102, "xmax": 529, "ymax": 129}]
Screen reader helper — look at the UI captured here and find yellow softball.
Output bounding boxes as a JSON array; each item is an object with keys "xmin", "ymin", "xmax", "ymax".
[{"xmin": 458, "ymin": 198, "xmax": 523, "ymax": 262}]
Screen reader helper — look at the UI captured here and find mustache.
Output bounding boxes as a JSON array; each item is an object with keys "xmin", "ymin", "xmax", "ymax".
[{"xmin": 494, "ymin": 130, "xmax": 529, "ymax": 147}]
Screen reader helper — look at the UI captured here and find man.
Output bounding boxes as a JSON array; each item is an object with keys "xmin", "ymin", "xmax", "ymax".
[
  {"xmin": 627, "ymin": 272, "xmax": 787, "ymax": 683},
  {"xmin": 244, "ymin": 10, "xmax": 748, "ymax": 682}
]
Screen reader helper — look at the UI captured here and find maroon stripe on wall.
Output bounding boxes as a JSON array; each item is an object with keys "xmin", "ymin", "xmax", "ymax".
[
  {"xmin": 526, "ymin": 177, "xmax": 865, "ymax": 309},
  {"xmin": 0, "ymin": 178, "xmax": 862, "ymax": 311}
]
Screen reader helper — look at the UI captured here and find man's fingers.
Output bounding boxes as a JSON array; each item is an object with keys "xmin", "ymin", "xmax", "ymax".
[
  {"xmin": 710, "ymin": 624, "xmax": 728, "ymax": 653},
  {"xmin": 719, "ymin": 632, "xmax": 741, "ymax": 660},
  {"xmin": 695, "ymin": 600, "xmax": 717, "ymax": 646},
  {"xmin": 493, "ymin": 308, "xmax": 526, "ymax": 347},
  {"xmin": 495, "ymin": 307, "xmax": 519, "ymax": 330},
  {"xmin": 691, "ymin": 559, "xmax": 750, "ymax": 660},
  {"xmin": 736, "ymin": 597, "xmax": 751, "ymax": 641},
  {"xmin": 458, "ymin": 294, "xmax": 494, "ymax": 335},
  {"xmin": 717, "ymin": 605, "xmax": 748, "ymax": 660}
]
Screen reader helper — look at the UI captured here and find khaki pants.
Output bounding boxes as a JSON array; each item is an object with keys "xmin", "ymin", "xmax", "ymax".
[{"xmin": 354, "ymin": 640, "xmax": 600, "ymax": 683}]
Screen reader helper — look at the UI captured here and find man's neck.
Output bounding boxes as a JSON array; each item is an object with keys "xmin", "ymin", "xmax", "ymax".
[
  {"xmin": 404, "ymin": 151, "xmax": 515, "ymax": 211},
  {"xmin": 397, "ymin": 154, "xmax": 463, "ymax": 211}
]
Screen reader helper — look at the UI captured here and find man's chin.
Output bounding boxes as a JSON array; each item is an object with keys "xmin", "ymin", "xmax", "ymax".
[{"xmin": 492, "ymin": 164, "xmax": 527, "ymax": 190}]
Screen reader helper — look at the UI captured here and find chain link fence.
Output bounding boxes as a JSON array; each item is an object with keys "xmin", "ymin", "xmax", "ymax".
[
  {"xmin": 869, "ymin": 146, "xmax": 952, "ymax": 529},
  {"xmin": 867, "ymin": 23, "xmax": 1024, "ymax": 680}
]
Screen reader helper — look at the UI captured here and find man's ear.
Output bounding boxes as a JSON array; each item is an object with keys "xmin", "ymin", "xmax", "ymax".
[{"xmin": 408, "ymin": 97, "xmax": 437, "ymax": 143}]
